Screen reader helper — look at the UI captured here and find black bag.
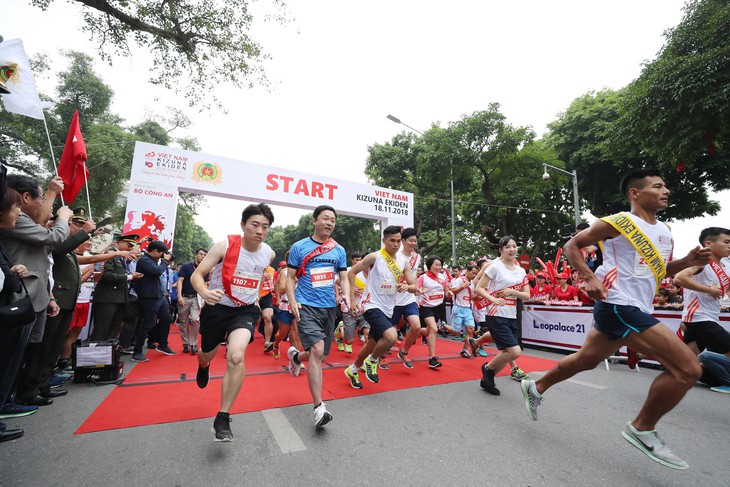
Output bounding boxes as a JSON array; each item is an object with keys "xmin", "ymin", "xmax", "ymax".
[{"xmin": 0, "ymin": 280, "xmax": 35, "ymax": 330}]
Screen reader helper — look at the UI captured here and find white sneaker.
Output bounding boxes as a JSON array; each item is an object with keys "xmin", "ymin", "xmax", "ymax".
[
  {"xmin": 520, "ymin": 379, "xmax": 542, "ymax": 421},
  {"xmin": 286, "ymin": 346, "xmax": 301, "ymax": 377},
  {"xmin": 621, "ymin": 422, "xmax": 689, "ymax": 470},
  {"xmin": 314, "ymin": 402, "xmax": 333, "ymax": 428}
]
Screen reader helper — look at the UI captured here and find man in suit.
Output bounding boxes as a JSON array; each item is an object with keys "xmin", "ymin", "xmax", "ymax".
[
  {"xmin": 91, "ymin": 234, "xmax": 142, "ymax": 341},
  {"xmin": 131, "ymin": 240, "xmax": 175, "ymax": 362},
  {"xmin": 0, "ymin": 174, "xmax": 70, "ymax": 409}
]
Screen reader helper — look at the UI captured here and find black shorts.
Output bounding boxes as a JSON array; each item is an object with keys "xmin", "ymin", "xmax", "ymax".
[
  {"xmin": 363, "ymin": 308, "xmax": 395, "ymax": 342},
  {"xmin": 485, "ymin": 316, "xmax": 520, "ymax": 350},
  {"xmin": 683, "ymin": 320, "xmax": 730, "ymax": 354},
  {"xmin": 419, "ymin": 303, "xmax": 445, "ymax": 325},
  {"xmin": 199, "ymin": 303, "xmax": 260, "ymax": 353},
  {"xmin": 259, "ymin": 293, "xmax": 274, "ymax": 310}
]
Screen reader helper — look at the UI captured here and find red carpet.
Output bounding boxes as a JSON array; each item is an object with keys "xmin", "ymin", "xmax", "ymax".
[{"xmin": 75, "ymin": 330, "xmax": 557, "ymax": 434}]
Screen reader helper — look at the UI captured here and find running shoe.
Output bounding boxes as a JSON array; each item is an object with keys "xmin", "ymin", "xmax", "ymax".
[
  {"xmin": 344, "ymin": 344, "xmax": 353, "ymax": 354},
  {"xmin": 272, "ymin": 346, "xmax": 280, "ymax": 359},
  {"xmin": 0, "ymin": 401, "xmax": 38, "ymax": 419},
  {"xmin": 334, "ymin": 321, "xmax": 343, "ymax": 339},
  {"xmin": 460, "ymin": 348, "xmax": 473, "ymax": 359},
  {"xmin": 120, "ymin": 347, "xmax": 134, "ymax": 355},
  {"xmin": 131, "ymin": 353, "xmax": 149, "ymax": 363},
  {"xmin": 336, "ymin": 338, "xmax": 344, "ymax": 352},
  {"xmin": 155, "ymin": 345, "xmax": 176, "ymax": 356},
  {"xmin": 314, "ymin": 402, "xmax": 333, "ymax": 428},
  {"xmin": 480, "ymin": 365, "xmax": 499, "ymax": 395},
  {"xmin": 363, "ymin": 357, "xmax": 379, "ymax": 383},
  {"xmin": 621, "ymin": 422, "xmax": 689, "ymax": 470},
  {"xmin": 468, "ymin": 337, "xmax": 479, "ymax": 357},
  {"xmin": 520, "ymin": 379, "xmax": 542, "ymax": 420},
  {"xmin": 477, "ymin": 348, "xmax": 488, "ymax": 357},
  {"xmin": 710, "ymin": 385, "xmax": 730, "ymax": 394},
  {"xmin": 397, "ymin": 349, "xmax": 414, "ymax": 369},
  {"xmin": 344, "ymin": 367, "xmax": 363, "ymax": 389},
  {"xmin": 421, "ymin": 336, "xmax": 428, "ymax": 345},
  {"xmin": 196, "ymin": 363, "xmax": 210, "ymax": 389},
  {"xmin": 379, "ymin": 358, "xmax": 389, "ymax": 370},
  {"xmin": 287, "ymin": 347, "xmax": 302, "ymax": 377},
  {"xmin": 510, "ymin": 366, "xmax": 529, "ymax": 381},
  {"xmin": 428, "ymin": 357, "xmax": 442, "ymax": 369},
  {"xmin": 263, "ymin": 341, "xmax": 274, "ymax": 353},
  {"xmin": 212, "ymin": 412, "xmax": 233, "ymax": 442}
]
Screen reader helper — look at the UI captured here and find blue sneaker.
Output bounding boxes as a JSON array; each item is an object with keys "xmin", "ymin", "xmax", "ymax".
[
  {"xmin": 477, "ymin": 348, "xmax": 488, "ymax": 357},
  {"xmin": 0, "ymin": 400, "xmax": 39, "ymax": 419},
  {"xmin": 710, "ymin": 385, "xmax": 730, "ymax": 394},
  {"xmin": 48, "ymin": 375, "xmax": 67, "ymax": 389}
]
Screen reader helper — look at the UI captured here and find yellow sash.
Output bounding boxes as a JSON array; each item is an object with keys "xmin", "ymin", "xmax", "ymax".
[
  {"xmin": 601, "ymin": 212, "xmax": 667, "ymax": 289},
  {"xmin": 379, "ymin": 249, "xmax": 404, "ymax": 282}
]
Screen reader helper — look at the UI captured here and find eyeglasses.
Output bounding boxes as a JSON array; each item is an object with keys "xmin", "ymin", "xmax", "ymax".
[{"xmin": 37, "ymin": 195, "xmax": 47, "ymax": 203}]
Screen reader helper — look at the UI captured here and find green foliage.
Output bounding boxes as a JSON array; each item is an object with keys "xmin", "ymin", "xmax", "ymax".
[
  {"xmin": 30, "ymin": 0, "xmax": 289, "ymax": 108},
  {"xmin": 173, "ymin": 203, "xmax": 213, "ymax": 264}
]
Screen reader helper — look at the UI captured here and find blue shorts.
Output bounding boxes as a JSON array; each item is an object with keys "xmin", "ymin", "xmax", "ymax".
[
  {"xmin": 485, "ymin": 316, "xmax": 519, "ymax": 350},
  {"xmin": 276, "ymin": 309, "xmax": 295, "ymax": 325},
  {"xmin": 592, "ymin": 301, "xmax": 660, "ymax": 340},
  {"xmin": 363, "ymin": 308, "xmax": 395, "ymax": 342},
  {"xmin": 390, "ymin": 302, "xmax": 420, "ymax": 326},
  {"xmin": 450, "ymin": 305, "xmax": 475, "ymax": 332}
]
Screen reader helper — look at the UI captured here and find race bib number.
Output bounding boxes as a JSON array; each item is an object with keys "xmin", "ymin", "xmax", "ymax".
[
  {"xmin": 633, "ymin": 249, "xmax": 671, "ymax": 277},
  {"xmin": 311, "ymin": 266, "xmax": 335, "ymax": 288},
  {"xmin": 231, "ymin": 271, "xmax": 261, "ymax": 303},
  {"xmin": 379, "ymin": 279, "xmax": 397, "ymax": 295},
  {"xmin": 428, "ymin": 293, "xmax": 443, "ymax": 301}
]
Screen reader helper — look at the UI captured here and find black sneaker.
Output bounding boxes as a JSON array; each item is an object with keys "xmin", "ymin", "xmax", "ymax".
[
  {"xmin": 196, "ymin": 364, "xmax": 210, "ymax": 389},
  {"xmin": 428, "ymin": 357, "xmax": 442, "ymax": 368},
  {"xmin": 182, "ymin": 345, "xmax": 190, "ymax": 354},
  {"xmin": 212, "ymin": 412, "xmax": 233, "ymax": 441},
  {"xmin": 146, "ymin": 342, "xmax": 157, "ymax": 350},
  {"xmin": 480, "ymin": 366, "xmax": 500, "ymax": 395},
  {"xmin": 120, "ymin": 347, "xmax": 134, "ymax": 355},
  {"xmin": 421, "ymin": 337, "xmax": 428, "ymax": 345},
  {"xmin": 131, "ymin": 353, "xmax": 149, "ymax": 362},
  {"xmin": 155, "ymin": 345, "xmax": 175, "ymax": 356}
]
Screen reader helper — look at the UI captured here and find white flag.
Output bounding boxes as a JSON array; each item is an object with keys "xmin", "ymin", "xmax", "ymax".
[{"xmin": 0, "ymin": 39, "xmax": 45, "ymax": 120}]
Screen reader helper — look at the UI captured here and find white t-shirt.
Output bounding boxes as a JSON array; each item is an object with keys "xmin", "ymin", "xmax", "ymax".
[
  {"xmin": 395, "ymin": 251, "xmax": 420, "ymax": 307},
  {"xmin": 451, "ymin": 277, "xmax": 472, "ymax": 307},
  {"xmin": 209, "ymin": 241, "xmax": 274, "ymax": 307},
  {"xmin": 682, "ymin": 260, "xmax": 730, "ymax": 323},
  {"xmin": 484, "ymin": 259, "xmax": 527, "ymax": 319}
]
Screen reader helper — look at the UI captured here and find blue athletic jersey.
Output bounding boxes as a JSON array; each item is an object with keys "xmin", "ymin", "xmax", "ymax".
[{"xmin": 288, "ymin": 237, "xmax": 347, "ymax": 308}]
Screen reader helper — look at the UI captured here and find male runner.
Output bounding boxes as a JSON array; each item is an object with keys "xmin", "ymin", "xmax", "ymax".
[
  {"xmin": 192, "ymin": 203, "xmax": 275, "ymax": 441},
  {"xmin": 520, "ymin": 168, "xmax": 711, "ymax": 470},
  {"xmin": 286, "ymin": 205, "xmax": 349, "ymax": 428},
  {"xmin": 344, "ymin": 226, "xmax": 417, "ymax": 388},
  {"xmin": 337, "ymin": 252, "xmax": 368, "ymax": 354},
  {"xmin": 673, "ymin": 227, "xmax": 730, "ymax": 361},
  {"xmin": 391, "ymin": 228, "xmax": 422, "ymax": 369}
]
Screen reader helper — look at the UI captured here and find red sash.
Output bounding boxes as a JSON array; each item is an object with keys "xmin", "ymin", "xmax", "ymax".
[
  {"xmin": 221, "ymin": 235, "xmax": 253, "ymax": 306},
  {"xmin": 710, "ymin": 260, "xmax": 730, "ymax": 295},
  {"xmin": 296, "ymin": 238, "xmax": 338, "ymax": 278},
  {"xmin": 474, "ymin": 296, "xmax": 491, "ymax": 310}
]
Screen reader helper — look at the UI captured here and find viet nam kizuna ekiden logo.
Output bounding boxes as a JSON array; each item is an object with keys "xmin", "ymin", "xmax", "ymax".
[{"xmin": 192, "ymin": 161, "xmax": 223, "ymax": 185}]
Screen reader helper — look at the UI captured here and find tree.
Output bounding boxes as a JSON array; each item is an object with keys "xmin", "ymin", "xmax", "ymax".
[
  {"xmin": 30, "ymin": 0, "xmax": 289, "ymax": 107},
  {"xmin": 173, "ymin": 204, "xmax": 213, "ymax": 264}
]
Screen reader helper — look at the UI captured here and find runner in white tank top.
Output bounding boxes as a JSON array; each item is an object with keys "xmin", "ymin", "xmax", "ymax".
[
  {"xmin": 673, "ymin": 227, "xmax": 730, "ymax": 357},
  {"xmin": 190, "ymin": 203, "xmax": 276, "ymax": 442},
  {"xmin": 522, "ymin": 169, "xmax": 713, "ymax": 471},
  {"xmin": 344, "ymin": 226, "xmax": 417, "ymax": 388},
  {"xmin": 391, "ymin": 228, "xmax": 424, "ymax": 369}
]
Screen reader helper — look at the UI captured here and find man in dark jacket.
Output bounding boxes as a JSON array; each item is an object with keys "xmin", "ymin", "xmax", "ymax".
[
  {"xmin": 131, "ymin": 240, "xmax": 175, "ymax": 362},
  {"xmin": 91, "ymin": 234, "xmax": 142, "ymax": 341}
]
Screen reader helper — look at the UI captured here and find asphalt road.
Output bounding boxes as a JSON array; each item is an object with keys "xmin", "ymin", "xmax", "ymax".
[{"xmin": 1, "ymin": 346, "xmax": 727, "ymax": 487}]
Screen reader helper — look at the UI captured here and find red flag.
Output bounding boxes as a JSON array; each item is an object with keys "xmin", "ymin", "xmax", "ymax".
[{"xmin": 57, "ymin": 110, "xmax": 89, "ymax": 204}]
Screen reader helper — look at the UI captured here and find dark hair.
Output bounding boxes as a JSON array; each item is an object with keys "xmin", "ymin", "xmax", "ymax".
[
  {"xmin": 350, "ymin": 251, "xmax": 364, "ymax": 260},
  {"xmin": 383, "ymin": 225, "xmax": 401, "ymax": 237},
  {"xmin": 475, "ymin": 259, "xmax": 487, "ymax": 268},
  {"xmin": 241, "ymin": 203, "xmax": 274, "ymax": 225},
  {"xmin": 576, "ymin": 222, "xmax": 590, "ymax": 231},
  {"xmin": 401, "ymin": 227, "xmax": 417, "ymax": 240},
  {"xmin": 657, "ymin": 288, "xmax": 670, "ymax": 298},
  {"xmin": 498, "ymin": 235, "xmax": 516, "ymax": 250},
  {"xmin": 0, "ymin": 187, "xmax": 22, "ymax": 213},
  {"xmin": 698, "ymin": 227, "xmax": 730, "ymax": 245},
  {"xmin": 619, "ymin": 168, "xmax": 664, "ymax": 197},
  {"xmin": 465, "ymin": 265, "xmax": 476, "ymax": 272},
  {"xmin": 6, "ymin": 174, "xmax": 41, "ymax": 198},
  {"xmin": 425, "ymin": 256, "xmax": 443, "ymax": 270},
  {"xmin": 195, "ymin": 248, "xmax": 208, "ymax": 255},
  {"xmin": 313, "ymin": 205, "xmax": 336, "ymax": 220}
]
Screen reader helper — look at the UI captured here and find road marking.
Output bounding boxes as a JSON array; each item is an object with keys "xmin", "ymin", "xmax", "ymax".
[
  {"xmin": 528, "ymin": 372, "xmax": 607, "ymax": 390},
  {"xmin": 262, "ymin": 408, "xmax": 306, "ymax": 453}
]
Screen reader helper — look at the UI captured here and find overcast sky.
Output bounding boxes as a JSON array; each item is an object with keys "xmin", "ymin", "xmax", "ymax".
[{"xmin": 3, "ymin": 0, "xmax": 728, "ymax": 257}]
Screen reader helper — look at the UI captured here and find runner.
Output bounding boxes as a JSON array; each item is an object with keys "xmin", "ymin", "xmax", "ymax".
[
  {"xmin": 474, "ymin": 236, "xmax": 530, "ymax": 395},
  {"xmin": 448, "ymin": 265, "xmax": 477, "ymax": 357},
  {"xmin": 191, "ymin": 203, "xmax": 276, "ymax": 442},
  {"xmin": 343, "ymin": 226, "xmax": 416, "ymax": 388},
  {"xmin": 285, "ymin": 205, "xmax": 349, "ymax": 428},
  {"xmin": 673, "ymin": 227, "xmax": 730, "ymax": 360},
  {"xmin": 417, "ymin": 256, "xmax": 451, "ymax": 368},
  {"xmin": 337, "ymin": 252, "xmax": 368, "ymax": 354},
  {"xmin": 272, "ymin": 253, "xmax": 304, "ymax": 361},
  {"xmin": 520, "ymin": 168, "xmax": 711, "ymax": 470},
  {"xmin": 391, "ymin": 228, "xmax": 422, "ymax": 369}
]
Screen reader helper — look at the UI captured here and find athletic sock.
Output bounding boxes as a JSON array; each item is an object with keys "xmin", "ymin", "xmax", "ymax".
[{"xmin": 349, "ymin": 364, "xmax": 358, "ymax": 374}]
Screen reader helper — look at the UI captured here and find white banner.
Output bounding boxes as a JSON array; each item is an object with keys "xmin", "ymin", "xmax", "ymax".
[
  {"xmin": 0, "ymin": 39, "xmax": 45, "ymax": 119},
  {"xmin": 122, "ymin": 180, "xmax": 178, "ymax": 249},
  {"xmin": 521, "ymin": 304, "xmax": 730, "ymax": 352},
  {"xmin": 127, "ymin": 142, "xmax": 414, "ymax": 229}
]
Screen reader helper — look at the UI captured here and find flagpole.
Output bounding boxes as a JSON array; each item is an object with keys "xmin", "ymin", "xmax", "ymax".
[
  {"xmin": 41, "ymin": 112, "xmax": 65, "ymax": 206},
  {"xmin": 82, "ymin": 161, "xmax": 93, "ymax": 221}
]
